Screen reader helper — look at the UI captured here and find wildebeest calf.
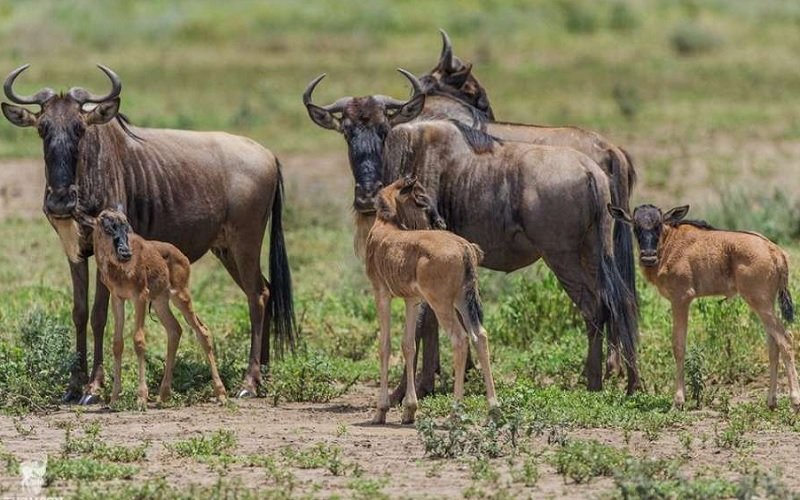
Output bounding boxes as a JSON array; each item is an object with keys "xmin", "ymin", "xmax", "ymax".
[
  {"xmin": 366, "ymin": 177, "xmax": 497, "ymax": 424},
  {"xmin": 609, "ymin": 203, "xmax": 798, "ymax": 410},
  {"xmin": 93, "ymin": 209, "xmax": 227, "ymax": 408}
]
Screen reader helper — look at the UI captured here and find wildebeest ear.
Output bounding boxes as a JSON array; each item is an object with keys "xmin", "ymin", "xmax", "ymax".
[
  {"xmin": 85, "ymin": 98, "xmax": 120, "ymax": 125},
  {"xmin": 375, "ymin": 194, "xmax": 396, "ymax": 223},
  {"xmin": 389, "ymin": 94, "xmax": 425, "ymax": 126},
  {"xmin": 607, "ymin": 204, "xmax": 633, "ymax": 224},
  {"xmin": 1, "ymin": 103, "xmax": 37, "ymax": 128},
  {"xmin": 399, "ymin": 176, "xmax": 417, "ymax": 194},
  {"xmin": 663, "ymin": 205, "xmax": 690, "ymax": 224},
  {"xmin": 306, "ymin": 103, "xmax": 341, "ymax": 132}
]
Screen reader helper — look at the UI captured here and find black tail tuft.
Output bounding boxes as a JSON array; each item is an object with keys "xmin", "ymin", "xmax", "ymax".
[
  {"xmin": 779, "ymin": 288, "xmax": 795, "ymax": 323},
  {"xmin": 268, "ymin": 164, "xmax": 296, "ymax": 359},
  {"xmin": 463, "ymin": 249, "xmax": 483, "ymax": 330},
  {"xmin": 609, "ymin": 150, "xmax": 637, "ymax": 309}
]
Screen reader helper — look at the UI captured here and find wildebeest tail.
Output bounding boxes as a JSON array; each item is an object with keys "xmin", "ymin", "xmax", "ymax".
[
  {"xmin": 268, "ymin": 164, "xmax": 296, "ymax": 357},
  {"xmin": 778, "ymin": 250, "xmax": 794, "ymax": 323},
  {"xmin": 587, "ymin": 173, "xmax": 639, "ymax": 377},
  {"xmin": 455, "ymin": 244, "xmax": 484, "ymax": 335},
  {"xmin": 608, "ymin": 149, "xmax": 637, "ymax": 308}
]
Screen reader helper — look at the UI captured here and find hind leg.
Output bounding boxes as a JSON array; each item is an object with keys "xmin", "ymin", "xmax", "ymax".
[
  {"xmin": 544, "ymin": 252, "xmax": 605, "ymax": 391},
  {"xmin": 214, "ymin": 245, "xmax": 269, "ymax": 398},
  {"xmin": 670, "ymin": 299, "xmax": 691, "ymax": 409},
  {"xmin": 767, "ymin": 334, "xmax": 779, "ymax": 410},
  {"xmin": 750, "ymin": 301, "xmax": 800, "ymax": 409},
  {"xmin": 152, "ymin": 296, "xmax": 182, "ymax": 403},
  {"xmin": 390, "ymin": 304, "xmax": 440, "ymax": 406},
  {"xmin": 172, "ymin": 289, "xmax": 228, "ymax": 402},
  {"xmin": 473, "ymin": 326, "xmax": 498, "ymax": 409},
  {"xmin": 401, "ymin": 300, "xmax": 420, "ymax": 424},
  {"xmin": 132, "ymin": 298, "xmax": 149, "ymax": 410},
  {"xmin": 372, "ymin": 285, "xmax": 392, "ymax": 424},
  {"xmin": 110, "ymin": 296, "xmax": 125, "ymax": 405}
]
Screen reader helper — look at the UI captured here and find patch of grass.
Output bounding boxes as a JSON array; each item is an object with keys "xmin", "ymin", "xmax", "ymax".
[
  {"xmin": 167, "ymin": 429, "xmax": 237, "ymax": 459},
  {"xmin": 280, "ymin": 442, "xmax": 350, "ymax": 476},
  {"xmin": 46, "ymin": 456, "xmax": 138, "ymax": 484},
  {"xmin": 347, "ymin": 477, "xmax": 389, "ymax": 500},
  {"xmin": 0, "ymin": 445, "xmax": 19, "ymax": 475},
  {"xmin": 265, "ymin": 348, "xmax": 363, "ymax": 404},
  {"xmin": 63, "ymin": 423, "xmax": 148, "ymax": 463},
  {"xmin": 670, "ymin": 21, "xmax": 723, "ymax": 56},
  {"xmin": 704, "ymin": 188, "xmax": 800, "ymax": 244},
  {"xmin": 551, "ymin": 439, "xmax": 629, "ymax": 484}
]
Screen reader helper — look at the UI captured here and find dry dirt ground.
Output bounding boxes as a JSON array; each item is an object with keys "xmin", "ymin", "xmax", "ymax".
[{"xmin": 1, "ymin": 149, "xmax": 800, "ymax": 498}]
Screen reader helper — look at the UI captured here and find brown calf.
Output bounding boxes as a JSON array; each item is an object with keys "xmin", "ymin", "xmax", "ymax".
[
  {"xmin": 609, "ymin": 203, "xmax": 798, "ymax": 409},
  {"xmin": 366, "ymin": 177, "xmax": 498, "ymax": 424},
  {"xmin": 93, "ymin": 209, "xmax": 227, "ymax": 408}
]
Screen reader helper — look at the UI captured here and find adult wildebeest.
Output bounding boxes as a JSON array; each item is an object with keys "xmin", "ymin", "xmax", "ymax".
[
  {"xmin": 609, "ymin": 203, "xmax": 799, "ymax": 410},
  {"xmin": 392, "ymin": 31, "xmax": 641, "ymax": 398},
  {"xmin": 303, "ymin": 71, "xmax": 640, "ymax": 395},
  {"xmin": 2, "ymin": 65, "xmax": 294, "ymax": 403}
]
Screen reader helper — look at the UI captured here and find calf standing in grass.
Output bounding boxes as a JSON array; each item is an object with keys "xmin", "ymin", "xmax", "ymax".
[
  {"xmin": 93, "ymin": 209, "xmax": 227, "ymax": 408},
  {"xmin": 366, "ymin": 177, "xmax": 498, "ymax": 424},
  {"xmin": 609, "ymin": 203, "xmax": 798, "ymax": 410}
]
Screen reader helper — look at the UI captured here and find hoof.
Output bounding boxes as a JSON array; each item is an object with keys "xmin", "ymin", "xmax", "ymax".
[
  {"xmin": 401, "ymin": 407, "xmax": 416, "ymax": 425},
  {"xmin": 79, "ymin": 393, "xmax": 101, "ymax": 406},
  {"xmin": 62, "ymin": 388, "xmax": 83, "ymax": 404},
  {"xmin": 371, "ymin": 410, "xmax": 387, "ymax": 425},
  {"xmin": 237, "ymin": 388, "xmax": 256, "ymax": 399}
]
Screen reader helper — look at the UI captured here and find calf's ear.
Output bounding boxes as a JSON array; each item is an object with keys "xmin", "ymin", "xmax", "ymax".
[
  {"xmin": 389, "ymin": 94, "xmax": 425, "ymax": 126},
  {"xmin": 607, "ymin": 204, "xmax": 633, "ymax": 224},
  {"xmin": 306, "ymin": 104, "xmax": 341, "ymax": 132},
  {"xmin": 2, "ymin": 103, "xmax": 37, "ymax": 127},
  {"xmin": 663, "ymin": 205, "xmax": 690, "ymax": 224}
]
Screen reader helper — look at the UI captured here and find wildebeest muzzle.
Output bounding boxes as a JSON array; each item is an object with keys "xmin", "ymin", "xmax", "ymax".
[{"xmin": 45, "ymin": 185, "xmax": 78, "ymax": 218}]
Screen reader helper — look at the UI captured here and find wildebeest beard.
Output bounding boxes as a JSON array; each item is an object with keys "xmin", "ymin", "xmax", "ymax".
[{"xmin": 346, "ymin": 123, "xmax": 389, "ymax": 212}]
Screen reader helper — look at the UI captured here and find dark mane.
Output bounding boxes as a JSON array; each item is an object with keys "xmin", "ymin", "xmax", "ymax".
[
  {"xmin": 673, "ymin": 219, "xmax": 716, "ymax": 230},
  {"xmin": 427, "ymin": 90, "xmax": 491, "ymax": 127},
  {"xmin": 448, "ymin": 119, "xmax": 501, "ymax": 154}
]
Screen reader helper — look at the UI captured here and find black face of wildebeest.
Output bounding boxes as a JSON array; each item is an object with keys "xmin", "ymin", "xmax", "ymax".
[
  {"xmin": 609, "ymin": 204, "xmax": 690, "ymax": 267},
  {"xmin": 2, "ymin": 65, "xmax": 121, "ymax": 218},
  {"xmin": 303, "ymin": 71, "xmax": 426, "ymax": 213},
  {"xmin": 98, "ymin": 209, "xmax": 133, "ymax": 263}
]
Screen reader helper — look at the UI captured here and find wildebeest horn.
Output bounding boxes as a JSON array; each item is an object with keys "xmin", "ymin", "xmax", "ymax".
[
  {"xmin": 68, "ymin": 64, "xmax": 122, "ymax": 104},
  {"xmin": 439, "ymin": 29, "xmax": 454, "ymax": 71},
  {"xmin": 396, "ymin": 68, "xmax": 423, "ymax": 96},
  {"xmin": 302, "ymin": 73, "xmax": 352, "ymax": 113},
  {"xmin": 3, "ymin": 64, "xmax": 55, "ymax": 105}
]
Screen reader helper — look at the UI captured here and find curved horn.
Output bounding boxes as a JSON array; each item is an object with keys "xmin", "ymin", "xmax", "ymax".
[
  {"xmin": 396, "ymin": 68, "xmax": 423, "ymax": 96},
  {"xmin": 439, "ymin": 29, "xmax": 454, "ymax": 71},
  {"xmin": 68, "ymin": 64, "xmax": 122, "ymax": 104},
  {"xmin": 3, "ymin": 64, "xmax": 55, "ymax": 105},
  {"xmin": 302, "ymin": 73, "xmax": 352, "ymax": 113}
]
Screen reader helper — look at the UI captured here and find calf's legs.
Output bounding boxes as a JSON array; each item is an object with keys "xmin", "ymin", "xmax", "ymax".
[
  {"xmin": 110, "ymin": 296, "xmax": 125, "ymax": 405},
  {"xmin": 152, "ymin": 297, "xmax": 183, "ymax": 403},
  {"xmin": 372, "ymin": 287, "xmax": 392, "ymax": 424},
  {"xmin": 670, "ymin": 300, "xmax": 691, "ymax": 409},
  {"xmin": 133, "ymin": 298, "xmax": 149, "ymax": 409},
  {"xmin": 767, "ymin": 334, "xmax": 779, "ymax": 409},
  {"xmin": 750, "ymin": 301, "xmax": 800, "ymax": 409},
  {"xmin": 401, "ymin": 300, "xmax": 420, "ymax": 424}
]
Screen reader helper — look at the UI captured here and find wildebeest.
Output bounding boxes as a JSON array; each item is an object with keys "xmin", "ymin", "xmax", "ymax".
[
  {"xmin": 303, "ymin": 72, "xmax": 640, "ymax": 395},
  {"xmin": 366, "ymin": 177, "xmax": 497, "ymax": 424},
  {"xmin": 93, "ymin": 209, "xmax": 227, "ymax": 408},
  {"xmin": 609, "ymin": 203, "xmax": 799, "ymax": 410},
  {"xmin": 384, "ymin": 31, "xmax": 641, "ymax": 398},
  {"xmin": 2, "ymin": 65, "xmax": 294, "ymax": 403}
]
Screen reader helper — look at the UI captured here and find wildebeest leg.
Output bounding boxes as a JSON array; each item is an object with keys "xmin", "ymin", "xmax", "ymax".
[
  {"xmin": 213, "ymin": 245, "xmax": 268, "ymax": 398},
  {"xmin": 110, "ymin": 296, "xmax": 124, "ymax": 405},
  {"xmin": 545, "ymin": 252, "xmax": 604, "ymax": 391},
  {"xmin": 65, "ymin": 260, "xmax": 89, "ymax": 403},
  {"xmin": 372, "ymin": 286, "xmax": 392, "ymax": 424},
  {"xmin": 81, "ymin": 273, "xmax": 110, "ymax": 405},
  {"xmin": 472, "ymin": 326, "xmax": 499, "ymax": 409},
  {"xmin": 766, "ymin": 334, "xmax": 779, "ymax": 410},
  {"xmin": 670, "ymin": 300, "xmax": 691, "ymax": 409},
  {"xmin": 152, "ymin": 296, "xmax": 182, "ymax": 404},
  {"xmin": 401, "ymin": 300, "xmax": 420, "ymax": 424},
  {"xmin": 390, "ymin": 304, "xmax": 440, "ymax": 405},
  {"xmin": 132, "ymin": 297, "xmax": 149, "ymax": 410},
  {"xmin": 749, "ymin": 298, "xmax": 800, "ymax": 410},
  {"xmin": 172, "ymin": 289, "xmax": 228, "ymax": 402}
]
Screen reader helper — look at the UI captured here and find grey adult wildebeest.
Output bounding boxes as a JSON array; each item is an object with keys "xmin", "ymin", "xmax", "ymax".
[
  {"xmin": 2, "ymin": 64, "xmax": 294, "ymax": 403},
  {"xmin": 393, "ymin": 30, "xmax": 640, "ymax": 398},
  {"xmin": 303, "ymin": 71, "xmax": 640, "ymax": 395}
]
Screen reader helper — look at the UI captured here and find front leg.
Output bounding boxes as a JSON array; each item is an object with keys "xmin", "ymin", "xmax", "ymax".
[
  {"xmin": 81, "ymin": 272, "xmax": 110, "ymax": 405},
  {"xmin": 372, "ymin": 287, "xmax": 392, "ymax": 424},
  {"xmin": 65, "ymin": 259, "xmax": 89, "ymax": 403},
  {"xmin": 133, "ymin": 298, "xmax": 149, "ymax": 410},
  {"xmin": 110, "ymin": 296, "xmax": 125, "ymax": 405},
  {"xmin": 671, "ymin": 300, "xmax": 691, "ymax": 409},
  {"xmin": 401, "ymin": 300, "xmax": 420, "ymax": 424}
]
